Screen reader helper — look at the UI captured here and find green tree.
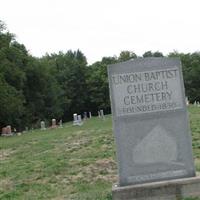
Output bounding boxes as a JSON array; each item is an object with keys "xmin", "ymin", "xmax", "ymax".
[
  {"xmin": 143, "ymin": 51, "xmax": 163, "ymax": 57},
  {"xmin": 168, "ymin": 51, "xmax": 200, "ymax": 102},
  {"xmin": 153, "ymin": 51, "xmax": 163, "ymax": 57},
  {"xmin": 143, "ymin": 51, "xmax": 153, "ymax": 57},
  {"xmin": 86, "ymin": 56, "xmax": 119, "ymax": 114},
  {"xmin": 0, "ymin": 21, "xmax": 26, "ymax": 129},
  {"xmin": 0, "ymin": 75, "xmax": 25, "ymax": 129},
  {"xmin": 41, "ymin": 50, "xmax": 88, "ymax": 120},
  {"xmin": 118, "ymin": 51, "xmax": 137, "ymax": 62},
  {"xmin": 24, "ymin": 57, "xmax": 63, "ymax": 126}
]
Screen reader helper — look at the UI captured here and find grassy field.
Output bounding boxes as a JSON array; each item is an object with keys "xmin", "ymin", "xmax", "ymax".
[{"xmin": 0, "ymin": 106, "xmax": 200, "ymax": 200}]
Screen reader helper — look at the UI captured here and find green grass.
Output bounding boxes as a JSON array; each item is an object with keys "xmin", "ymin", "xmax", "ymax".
[
  {"xmin": 0, "ymin": 106, "xmax": 200, "ymax": 200},
  {"xmin": 0, "ymin": 116, "xmax": 115, "ymax": 200}
]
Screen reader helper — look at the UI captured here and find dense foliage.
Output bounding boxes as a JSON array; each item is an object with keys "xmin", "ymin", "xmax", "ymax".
[{"xmin": 0, "ymin": 21, "xmax": 200, "ymax": 130}]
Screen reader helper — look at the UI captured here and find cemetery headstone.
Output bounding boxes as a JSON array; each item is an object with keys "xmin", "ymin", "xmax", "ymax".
[
  {"xmin": 100, "ymin": 109, "xmax": 105, "ymax": 120},
  {"xmin": 1, "ymin": 127, "xmax": 7, "ymax": 136},
  {"xmin": 83, "ymin": 112, "xmax": 87, "ymax": 120},
  {"xmin": 73, "ymin": 113, "xmax": 78, "ymax": 125},
  {"xmin": 6, "ymin": 125, "xmax": 12, "ymax": 135},
  {"xmin": 2, "ymin": 125, "xmax": 12, "ymax": 136},
  {"xmin": 51, "ymin": 119, "xmax": 57, "ymax": 128},
  {"xmin": 59, "ymin": 119, "xmax": 63, "ymax": 128},
  {"xmin": 89, "ymin": 112, "xmax": 92, "ymax": 118},
  {"xmin": 77, "ymin": 115, "xmax": 83, "ymax": 126},
  {"xmin": 186, "ymin": 96, "xmax": 189, "ymax": 106},
  {"xmin": 108, "ymin": 58, "xmax": 199, "ymax": 199},
  {"xmin": 40, "ymin": 121, "xmax": 46, "ymax": 130},
  {"xmin": 98, "ymin": 111, "xmax": 101, "ymax": 118}
]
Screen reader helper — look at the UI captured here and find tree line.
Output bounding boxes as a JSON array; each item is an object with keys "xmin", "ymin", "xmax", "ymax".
[{"xmin": 0, "ymin": 20, "xmax": 200, "ymax": 131}]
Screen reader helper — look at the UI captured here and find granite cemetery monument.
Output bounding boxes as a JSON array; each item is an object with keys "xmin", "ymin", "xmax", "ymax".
[{"xmin": 108, "ymin": 58, "xmax": 200, "ymax": 199}]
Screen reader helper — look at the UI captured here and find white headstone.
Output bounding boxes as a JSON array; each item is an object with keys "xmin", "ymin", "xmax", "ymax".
[
  {"xmin": 51, "ymin": 119, "xmax": 57, "ymax": 128},
  {"xmin": 59, "ymin": 119, "xmax": 63, "ymax": 128},
  {"xmin": 186, "ymin": 97, "xmax": 189, "ymax": 106},
  {"xmin": 100, "ymin": 109, "xmax": 105, "ymax": 120},
  {"xmin": 98, "ymin": 111, "xmax": 101, "ymax": 118},
  {"xmin": 77, "ymin": 115, "xmax": 83, "ymax": 126},
  {"xmin": 41, "ymin": 121, "xmax": 46, "ymax": 130},
  {"xmin": 73, "ymin": 113, "xmax": 78, "ymax": 125}
]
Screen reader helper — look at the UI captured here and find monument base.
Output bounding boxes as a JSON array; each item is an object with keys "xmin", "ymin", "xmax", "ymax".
[{"xmin": 112, "ymin": 176, "xmax": 200, "ymax": 200}]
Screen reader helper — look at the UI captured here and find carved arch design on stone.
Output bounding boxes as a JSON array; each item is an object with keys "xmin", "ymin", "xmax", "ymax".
[{"xmin": 132, "ymin": 125, "xmax": 177, "ymax": 164}]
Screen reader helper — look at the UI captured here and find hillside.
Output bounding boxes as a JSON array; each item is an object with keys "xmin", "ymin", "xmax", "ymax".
[{"xmin": 0, "ymin": 106, "xmax": 200, "ymax": 200}]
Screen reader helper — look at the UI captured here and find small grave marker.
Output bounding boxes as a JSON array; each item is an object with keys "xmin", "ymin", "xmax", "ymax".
[
  {"xmin": 59, "ymin": 119, "xmax": 63, "ymax": 128},
  {"xmin": 40, "ymin": 121, "xmax": 46, "ymax": 130},
  {"xmin": 51, "ymin": 119, "xmax": 57, "ymax": 128},
  {"xmin": 83, "ymin": 112, "xmax": 87, "ymax": 120},
  {"xmin": 77, "ymin": 115, "xmax": 83, "ymax": 126},
  {"xmin": 100, "ymin": 109, "xmax": 105, "ymax": 120},
  {"xmin": 89, "ymin": 112, "xmax": 92, "ymax": 118},
  {"xmin": 73, "ymin": 113, "xmax": 78, "ymax": 125}
]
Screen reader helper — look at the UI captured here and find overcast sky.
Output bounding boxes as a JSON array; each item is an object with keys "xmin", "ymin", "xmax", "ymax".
[{"xmin": 1, "ymin": 0, "xmax": 200, "ymax": 64}]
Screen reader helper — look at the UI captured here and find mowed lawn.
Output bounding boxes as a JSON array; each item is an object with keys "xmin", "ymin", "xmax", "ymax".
[{"xmin": 0, "ymin": 106, "xmax": 200, "ymax": 200}]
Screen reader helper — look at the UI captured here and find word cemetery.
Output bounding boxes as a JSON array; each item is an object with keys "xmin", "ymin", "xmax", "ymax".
[{"xmin": 111, "ymin": 67, "xmax": 182, "ymax": 116}]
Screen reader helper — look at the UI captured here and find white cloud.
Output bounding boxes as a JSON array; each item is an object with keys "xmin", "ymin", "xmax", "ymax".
[{"xmin": 1, "ymin": 0, "xmax": 200, "ymax": 64}]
